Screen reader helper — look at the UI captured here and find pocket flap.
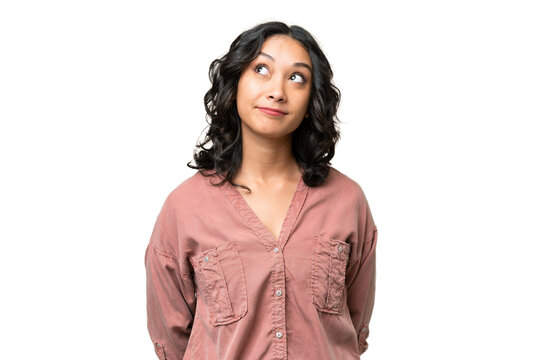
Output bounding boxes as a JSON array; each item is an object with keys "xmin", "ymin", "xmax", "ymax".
[
  {"xmin": 312, "ymin": 236, "xmax": 351, "ymax": 314},
  {"xmin": 188, "ymin": 241, "xmax": 248, "ymax": 326}
]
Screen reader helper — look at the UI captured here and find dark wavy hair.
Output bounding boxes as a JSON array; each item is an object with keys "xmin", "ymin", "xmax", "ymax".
[{"xmin": 186, "ymin": 21, "xmax": 341, "ymax": 192}]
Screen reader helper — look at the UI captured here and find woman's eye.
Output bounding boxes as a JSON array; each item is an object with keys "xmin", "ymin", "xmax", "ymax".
[
  {"xmin": 255, "ymin": 64, "xmax": 269, "ymax": 75},
  {"xmin": 254, "ymin": 65, "xmax": 305, "ymax": 84},
  {"xmin": 290, "ymin": 73, "xmax": 305, "ymax": 84}
]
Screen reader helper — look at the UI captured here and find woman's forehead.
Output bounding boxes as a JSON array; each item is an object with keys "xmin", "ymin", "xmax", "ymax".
[{"xmin": 258, "ymin": 35, "xmax": 312, "ymax": 67}]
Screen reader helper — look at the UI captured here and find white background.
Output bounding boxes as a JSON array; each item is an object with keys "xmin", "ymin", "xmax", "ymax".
[{"xmin": 1, "ymin": 0, "xmax": 539, "ymax": 359}]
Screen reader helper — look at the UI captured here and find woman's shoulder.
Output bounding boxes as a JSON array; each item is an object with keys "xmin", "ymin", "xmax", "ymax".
[
  {"xmin": 162, "ymin": 170, "xmax": 221, "ymax": 209},
  {"xmin": 327, "ymin": 166, "xmax": 375, "ymax": 227},
  {"xmin": 326, "ymin": 166, "xmax": 369, "ymax": 202}
]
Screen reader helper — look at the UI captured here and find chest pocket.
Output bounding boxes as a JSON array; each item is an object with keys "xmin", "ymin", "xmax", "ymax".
[
  {"xmin": 190, "ymin": 241, "xmax": 248, "ymax": 326},
  {"xmin": 311, "ymin": 235, "xmax": 351, "ymax": 314}
]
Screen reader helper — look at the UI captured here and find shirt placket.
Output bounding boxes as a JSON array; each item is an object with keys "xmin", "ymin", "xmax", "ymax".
[
  {"xmin": 220, "ymin": 174, "xmax": 309, "ymax": 360},
  {"xmin": 271, "ymin": 244, "xmax": 287, "ymax": 359}
]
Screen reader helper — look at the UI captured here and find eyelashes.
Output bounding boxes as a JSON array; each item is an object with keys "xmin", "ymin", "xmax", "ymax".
[
  {"xmin": 254, "ymin": 64, "xmax": 270, "ymax": 75},
  {"xmin": 254, "ymin": 64, "xmax": 307, "ymax": 84}
]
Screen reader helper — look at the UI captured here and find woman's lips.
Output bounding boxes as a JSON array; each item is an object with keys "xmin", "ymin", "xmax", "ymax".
[{"xmin": 257, "ymin": 107, "xmax": 287, "ymax": 117}]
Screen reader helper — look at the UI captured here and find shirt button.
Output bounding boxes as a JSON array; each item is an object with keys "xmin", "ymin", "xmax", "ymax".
[
  {"xmin": 204, "ymin": 256, "xmax": 209, "ymax": 262},
  {"xmin": 273, "ymin": 247, "xmax": 279, "ymax": 253},
  {"xmin": 361, "ymin": 327, "xmax": 368, "ymax": 332},
  {"xmin": 276, "ymin": 331, "xmax": 283, "ymax": 338},
  {"xmin": 276, "ymin": 290, "xmax": 282, "ymax": 296},
  {"xmin": 338, "ymin": 246, "xmax": 343, "ymax": 252}
]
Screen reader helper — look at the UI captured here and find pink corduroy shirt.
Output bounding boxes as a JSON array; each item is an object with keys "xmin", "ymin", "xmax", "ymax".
[{"xmin": 145, "ymin": 166, "xmax": 378, "ymax": 359}]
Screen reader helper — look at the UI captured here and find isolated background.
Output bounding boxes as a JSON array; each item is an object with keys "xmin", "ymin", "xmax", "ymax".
[{"xmin": 1, "ymin": 0, "xmax": 539, "ymax": 359}]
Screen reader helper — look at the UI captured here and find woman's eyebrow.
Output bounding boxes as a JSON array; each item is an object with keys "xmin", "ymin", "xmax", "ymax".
[{"xmin": 258, "ymin": 51, "xmax": 313, "ymax": 74}]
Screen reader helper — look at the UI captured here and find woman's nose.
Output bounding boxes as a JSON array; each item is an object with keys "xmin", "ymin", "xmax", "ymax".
[{"xmin": 266, "ymin": 77, "xmax": 287, "ymax": 102}]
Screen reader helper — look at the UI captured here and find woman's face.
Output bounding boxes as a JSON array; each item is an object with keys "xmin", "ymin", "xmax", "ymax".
[{"xmin": 236, "ymin": 35, "xmax": 313, "ymax": 140}]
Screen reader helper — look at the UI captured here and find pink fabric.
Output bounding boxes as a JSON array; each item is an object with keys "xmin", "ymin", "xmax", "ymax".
[{"xmin": 145, "ymin": 166, "xmax": 377, "ymax": 359}]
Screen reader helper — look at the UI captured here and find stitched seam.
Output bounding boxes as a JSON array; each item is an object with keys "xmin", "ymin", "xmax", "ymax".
[
  {"xmin": 150, "ymin": 244, "xmax": 179, "ymax": 263},
  {"xmin": 232, "ymin": 241, "xmax": 248, "ymax": 317},
  {"xmin": 366, "ymin": 226, "xmax": 378, "ymax": 244},
  {"xmin": 347, "ymin": 258, "xmax": 360, "ymax": 272},
  {"xmin": 311, "ymin": 236, "xmax": 321, "ymax": 310},
  {"xmin": 151, "ymin": 245, "xmax": 193, "ymax": 283},
  {"xmin": 331, "ymin": 239, "xmax": 350, "ymax": 313},
  {"xmin": 324, "ymin": 255, "xmax": 333, "ymax": 309},
  {"xmin": 347, "ymin": 227, "xmax": 377, "ymax": 271},
  {"xmin": 215, "ymin": 256, "xmax": 234, "ymax": 322},
  {"xmin": 335, "ymin": 257, "xmax": 347, "ymax": 312},
  {"xmin": 194, "ymin": 264, "xmax": 219, "ymax": 325},
  {"xmin": 324, "ymin": 257, "xmax": 347, "ymax": 314}
]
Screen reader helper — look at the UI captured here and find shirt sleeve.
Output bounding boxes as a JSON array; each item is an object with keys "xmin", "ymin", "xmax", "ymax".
[
  {"xmin": 346, "ymin": 224, "xmax": 378, "ymax": 357},
  {"xmin": 145, "ymin": 197, "xmax": 196, "ymax": 360}
]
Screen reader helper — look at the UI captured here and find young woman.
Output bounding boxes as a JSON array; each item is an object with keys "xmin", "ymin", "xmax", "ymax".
[{"xmin": 145, "ymin": 21, "xmax": 378, "ymax": 360}]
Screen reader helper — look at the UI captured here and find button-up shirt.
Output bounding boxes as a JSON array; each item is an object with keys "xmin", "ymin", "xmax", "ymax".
[{"xmin": 145, "ymin": 166, "xmax": 378, "ymax": 359}]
